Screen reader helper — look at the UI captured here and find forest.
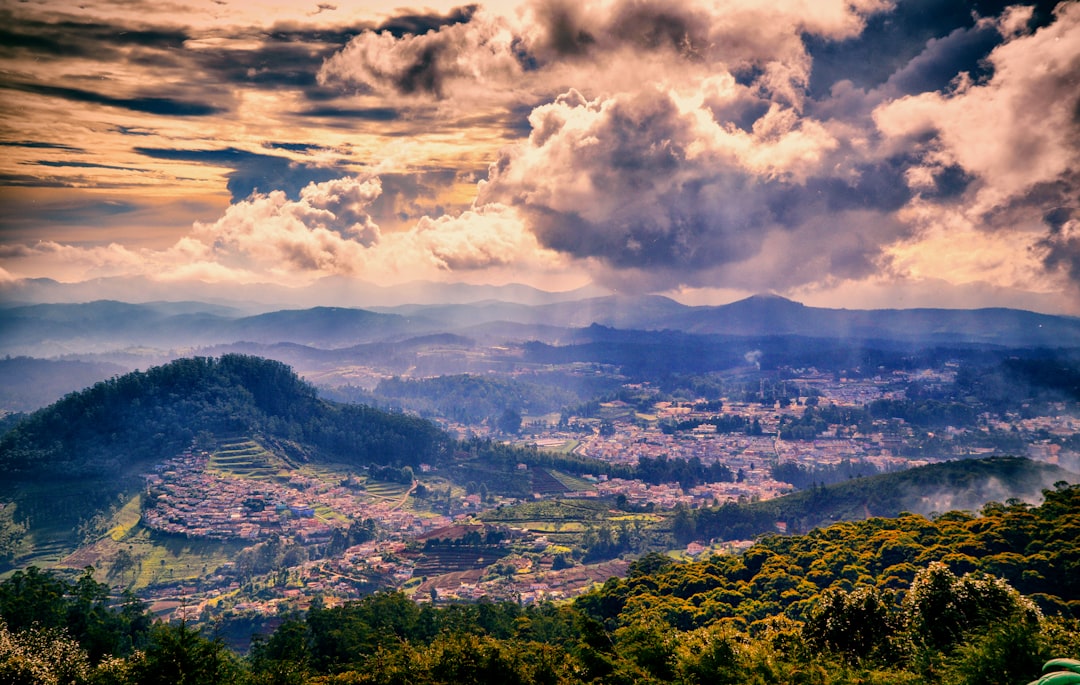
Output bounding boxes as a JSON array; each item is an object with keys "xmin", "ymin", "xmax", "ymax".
[
  {"xmin": 0, "ymin": 354, "xmax": 449, "ymax": 481},
  {"xmin": 3, "ymin": 483, "xmax": 1078, "ymax": 684}
]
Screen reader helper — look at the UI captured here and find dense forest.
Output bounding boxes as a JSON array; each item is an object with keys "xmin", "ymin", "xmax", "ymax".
[
  {"xmin": 0, "ymin": 355, "xmax": 449, "ymax": 481},
  {"xmin": 373, "ymin": 374, "xmax": 580, "ymax": 426},
  {"xmin": 3, "ymin": 484, "xmax": 1078, "ymax": 684},
  {"xmin": 682, "ymin": 456, "xmax": 1073, "ymax": 542}
]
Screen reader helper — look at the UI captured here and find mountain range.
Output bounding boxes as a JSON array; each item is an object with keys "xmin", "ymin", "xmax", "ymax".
[{"xmin": 3, "ymin": 292, "xmax": 1079, "ymax": 358}]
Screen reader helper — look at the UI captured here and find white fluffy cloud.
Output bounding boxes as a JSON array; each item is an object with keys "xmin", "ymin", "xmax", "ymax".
[
  {"xmin": 874, "ymin": 3, "xmax": 1080, "ymax": 214},
  {"xmin": 872, "ymin": 2, "xmax": 1080, "ymax": 293},
  {"xmin": 318, "ymin": 0, "xmax": 892, "ymax": 109},
  {"xmin": 2, "ymin": 174, "xmax": 572, "ymax": 287}
]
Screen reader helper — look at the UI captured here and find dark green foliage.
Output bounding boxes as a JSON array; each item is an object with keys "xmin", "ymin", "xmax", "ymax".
[
  {"xmin": 803, "ymin": 586, "xmax": 901, "ymax": 663},
  {"xmin": 131, "ymin": 621, "xmax": 243, "ymax": 685},
  {"xmin": 0, "ymin": 566, "xmax": 153, "ymax": 662},
  {"xmin": 374, "ymin": 374, "xmax": 578, "ymax": 425},
  {"xmin": 770, "ymin": 459, "xmax": 881, "ymax": 489},
  {"xmin": 691, "ymin": 456, "xmax": 1074, "ymax": 540},
  {"xmin": 635, "ymin": 455, "xmax": 733, "ymax": 488},
  {"xmin": 0, "ymin": 354, "xmax": 450, "ymax": 481}
]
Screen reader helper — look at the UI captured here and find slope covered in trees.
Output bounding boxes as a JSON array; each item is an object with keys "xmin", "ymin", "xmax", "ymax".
[
  {"xmin": 374, "ymin": 374, "xmax": 580, "ymax": 426},
  {"xmin": 0, "ymin": 354, "xmax": 449, "ymax": 481},
  {"xmin": 3, "ymin": 484, "xmax": 1079, "ymax": 684},
  {"xmin": 682, "ymin": 456, "xmax": 1075, "ymax": 543}
]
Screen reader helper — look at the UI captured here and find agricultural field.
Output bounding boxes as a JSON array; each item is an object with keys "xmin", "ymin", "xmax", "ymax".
[
  {"xmin": 481, "ymin": 498, "xmax": 626, "ymax": 546},
  {"xmin": 209, "ymin": 438, "xmax": 291, "ymax": 479}
]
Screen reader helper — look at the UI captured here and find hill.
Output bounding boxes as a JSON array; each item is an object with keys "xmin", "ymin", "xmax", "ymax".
[
  {"xmin": 0, "ymin": 354, "xmax": 448, "ymax": 482},
  {"xmin": 682, "ymin": 456, "xmax": 1077, "ymax": 543}
]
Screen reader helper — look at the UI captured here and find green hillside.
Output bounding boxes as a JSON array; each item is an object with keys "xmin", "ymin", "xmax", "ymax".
[
  {"xmin": 0, "ymin": 354, "xmax": 448, "ymax": 481},
  {"xmin": 683, "ymin": 456, "xmax": 1076, "ymax": 543},
  {"xmin": 0, "ymin": 355, "xmax": 449, "ymax": 568}
]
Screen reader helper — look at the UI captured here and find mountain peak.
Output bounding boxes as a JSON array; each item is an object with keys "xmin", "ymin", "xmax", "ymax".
[{"xmin": 728, "ymin": 293, "xmax": 803, "ymax": 308}]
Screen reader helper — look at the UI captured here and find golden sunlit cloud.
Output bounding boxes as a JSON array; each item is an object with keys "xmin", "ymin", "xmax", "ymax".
[{"xmin": 1, "ymin": 0, "xmax": 1078, "ymax": 311}]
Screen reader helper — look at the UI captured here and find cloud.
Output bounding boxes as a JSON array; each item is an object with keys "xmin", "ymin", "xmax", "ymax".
[
  {"xmin": 318, "ymin": 7, "xmax": 521, "ymax": 98},
  {"xmin": 4, "ymin": 0, "xmax": 1077, "ymax": 310},
  {"xmin": 873, "ymin": 2, "xmax": 1080, "ymax": 291},
  {"xmin": 1036, "ymin": 207, "xmax": 1080, "ymax": 284},
  {"xmin": 475, "ymin": 82, "xmax": 910, "ymax": 291},
  {"xmin": 375, "ymin": 4, "xmax": 479, "ymax": 38},
  {"xmin": 317, "ymin": 0, "xmax": 891, "ymax": 108},
  {"xmin": 134, "ymin": 147, "xmax": 349, "ymax": 201},
  {"xmin": 5, "ymin": 82, "xmax": 223, "ymax": 116},
  {"xmin": 401, "ymin": 203, "xmax": 562, "ymax": 272},
  {"xmin": 312, "ymin": 0, "xmax": 936, "ymax": 294},
  {"xmin": 0, "ymin": 173, "xmax": 569, "ymax": 287},
  {"xmin": 189, "ymin": 175, "xmax": 381, "ymax": 275},
  {"xmin": 0, "ymin": 140, "xmax": 87, "ymax": 152}
]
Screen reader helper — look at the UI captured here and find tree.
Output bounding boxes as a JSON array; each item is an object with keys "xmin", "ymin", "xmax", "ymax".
[
  {"xmin": 803, "ymin": 585, "xmax": 900, "ymax": 662},
  {"xmin": 496, "ymin": 408, "xmax": 522, "ymax": 435},
  {"xmin": 0, "ymin": 621, "xmax": 91, "ymax": 685},
  {"xmin": 903, "ymin": 562, "xmax": 1041, "ymax": 651},
  {"xmin": 131, "ymin": 622, "xmax": 242, "ymax": 685}
]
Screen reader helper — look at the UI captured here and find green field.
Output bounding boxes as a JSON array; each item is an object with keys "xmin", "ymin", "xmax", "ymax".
[
  {"xmin": 548, "ymin": 470, "xmax": 596, "ymax": 492},
  {"xmin": 481, "ymin": 498, "xmax": 622, "ymax": 546},
  {"xmin": 209, "ymin": 438, "xmax": 290, "ymax": 479}
]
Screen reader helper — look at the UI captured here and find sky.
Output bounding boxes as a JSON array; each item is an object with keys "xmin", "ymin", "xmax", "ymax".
[{"xmin": 1, "ymin": 0, "xmax": 1079, "ymax": 313}]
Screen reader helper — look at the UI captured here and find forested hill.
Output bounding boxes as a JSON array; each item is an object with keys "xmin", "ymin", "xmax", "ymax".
[
  {"xmin": 681, "ymin": 456, "xmax": 1076, "ymax": 543},
  {"xmin": 0, "ymin": 354, "xmax": 449, "ymax": 480}
]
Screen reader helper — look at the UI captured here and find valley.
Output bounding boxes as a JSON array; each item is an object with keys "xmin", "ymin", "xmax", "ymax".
[{"xmin": 1, "ymin": 295, "xmax": 1079, "ymax": 653}]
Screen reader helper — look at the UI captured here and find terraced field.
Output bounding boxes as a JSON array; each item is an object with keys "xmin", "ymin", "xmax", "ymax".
[
  {"xmin": 530, "ymin": 468, "xmax": 571, "ymax": 495},
  {"xmin": 410, "ymin": 545, "xmax": 504, "ymax": 576},
  {"xmin": 548, "ymin": 471, "xmax": 596, "ymax": 493},
  {"xmin": 481, "ymin": 499, "xmax": 617, "ymax": 546},
  {"xmin": 209, "ymin": 438, "xmax": 290, "ymax": 479}
]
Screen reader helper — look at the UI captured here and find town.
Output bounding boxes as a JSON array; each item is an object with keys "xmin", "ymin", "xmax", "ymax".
[{"xmin": 114, "ymin": 362, "xmax": 1078, "ymax": 623}]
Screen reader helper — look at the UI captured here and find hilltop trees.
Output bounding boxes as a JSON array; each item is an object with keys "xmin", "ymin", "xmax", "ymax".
[{"xmin": 0, "ymin": 354, "xmax": 450, "ymax": 480}]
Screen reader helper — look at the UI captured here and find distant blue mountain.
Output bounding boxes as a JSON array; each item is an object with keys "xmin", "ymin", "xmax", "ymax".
[{"xmin": 1, "ymin": 293, "xmax": 1078, "ymax": 356}]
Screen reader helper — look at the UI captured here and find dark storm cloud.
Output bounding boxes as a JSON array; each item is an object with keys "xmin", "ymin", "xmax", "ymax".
[
  {"xmin": 0, "ymin": 174, "xmax": 79, "ymax": 188},
  {"xmin": 805, "ymin": 0, "xmax": 1060, "ymax": 97},
  {"xmin": 296, "ymin": 106, "xmax": 403, "ymax": 121},
  {"xmin": 365, "ymin": 170, "xmax": 458, "ymax": 228},
  {"xmin": 767, "ymin": 159, "xmax": 914, "ymax": 227},
  {"xmin": 516, "ymin": 0, "xmax": 719, "ymax": 65},
  {"xmin": 883, "ymin": 22, "xmax": 1002, "ymax": 96},
  {"xmin": 0, "ymin": 141, "xmax": 86, "ymax": 152},
  {"xmin": 484, "ymin": 90, "xmax": 767, "ymax": 271},
  {"xmin": 17, "ymin": 199, "xmax": 142, "ymax": 224},
  {"xmin": 1037, "ymin": 207, "xmax": 1080, "ymax": 283},
  {"xmin": 477, "ymin": 78, "xmax": 933, "ymax": 291},
  {"xmin": 7, "ymin": 82, "xmax": 222, "ymax": 116},
  {"xmin": 376, "ymin": 4, "xmax": 479, "ymax": 38},
  {"xmin": 111, "ymin": 126, "xmax": 155, "ymax": 137},
  {"xmin": 133, "ymin": 147, "xmax": 348, "ymax": 202},
  {"xmin": 187, "ymin": 39, "xmax": 345, "ymax": 91},
  {"xmin": 0, "ymin": 15, "xmax": 188, "ymax": 60},
  {"xmin": 32, "ymin": 160, "xmax": 149, "ymax": 172},
  {"xmin": 263, "ymin": 142, "xmax": 331, "ymax": 153}
]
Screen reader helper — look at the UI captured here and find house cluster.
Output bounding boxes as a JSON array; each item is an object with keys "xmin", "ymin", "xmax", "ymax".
[{"xmin": 143, "ymin": 451, "xmax": 330, "ymax": 541}]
